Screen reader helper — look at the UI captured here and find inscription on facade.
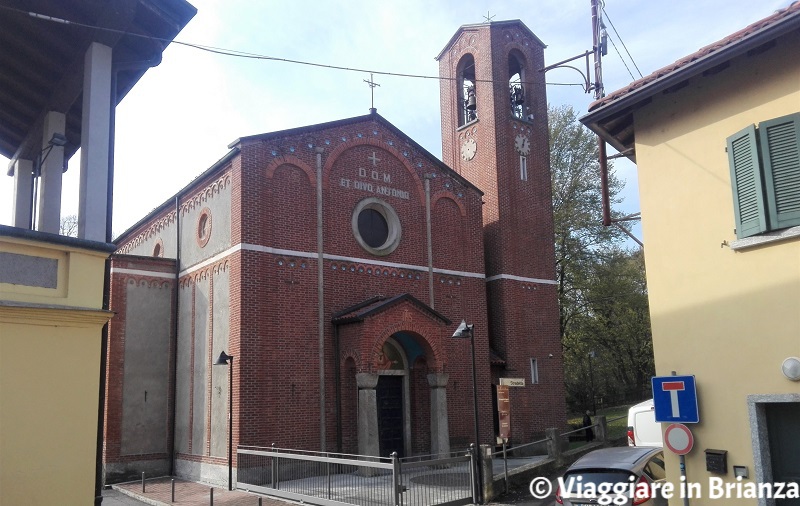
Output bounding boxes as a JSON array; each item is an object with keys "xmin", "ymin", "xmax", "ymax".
[{"xmin": 340, "ymin": 167, "xmax": 409, "ymax": 200}]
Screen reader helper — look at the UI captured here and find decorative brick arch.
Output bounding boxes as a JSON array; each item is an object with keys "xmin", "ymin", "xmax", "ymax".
[
  {"xmin": 431, "ymin": 190, "xmax": 467, "ymax": 217},
  {"xmin": 322, "ymin": 137, "xmax": 426, "ymax": 206},
  {"xmin": 369, "ymin": 321, "xmax": 444, "ymax": 374},
  {"xmin": 265, "ymin": 155, "xmax": 316, "ymax": 187},
  {"xmin": 340, "ymin": 348, "xmax": 362, "ymax": 369}
]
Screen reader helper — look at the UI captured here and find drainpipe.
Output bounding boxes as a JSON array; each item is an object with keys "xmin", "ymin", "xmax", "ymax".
[
  {"xmin": 95, "ymin": 52, "xmax": 162, "ymax": 505},
  {"xmin": 424, "ymin": 175, "xmax": 434, "ymax": 308},
  {"xmin": 599, "ymin": 140, "xmax": 611, "ymax": 227},
  {"xmin": 316, "ymin": 147, "xmax": 326, "ymax": 451}
]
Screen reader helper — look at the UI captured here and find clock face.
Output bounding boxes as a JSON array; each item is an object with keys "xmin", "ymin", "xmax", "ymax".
[
  {"xmin": 514, "ymin": 134, "xmax": 530, "ymax": 155},
  {"xmin": 461, "ymin": 138, "xmax": 477, "ymax": 161}
]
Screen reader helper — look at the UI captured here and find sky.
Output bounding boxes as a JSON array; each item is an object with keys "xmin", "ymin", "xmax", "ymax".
[{"xmin": 0, "ymin": 0, "xmax": 790, "ymax": 242}]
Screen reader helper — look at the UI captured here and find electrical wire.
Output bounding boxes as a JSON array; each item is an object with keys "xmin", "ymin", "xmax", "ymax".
[
  {"xmin": 606, "ymin": 35, "xmax": 637, "ymax": 82},
  {"xmin": 601, "ymin": 5, "xmax": 644, "ymax": 78},
  {"xmin": 2, "ymin": 4, "xmax": 587, "ymax": 90}
]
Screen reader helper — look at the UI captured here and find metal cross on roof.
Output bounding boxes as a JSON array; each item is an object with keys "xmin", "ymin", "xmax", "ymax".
[
  {"xmin": 363, "ymin": 73, "xmax": 380, "ymax": 111},
  {"xmin": 483, "ymin": 11, "xmax": 495, "ymax": 23}
]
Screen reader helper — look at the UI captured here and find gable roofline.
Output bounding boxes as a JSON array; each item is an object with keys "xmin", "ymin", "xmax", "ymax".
[
  {"xmin": 229, "ymin": 109, "xmax": 483, "ymax": 195},
  {"xmin": 115, "ymin": 110, "xmax": 483, "ymax": 246},
  {"xmin": 434, "ymin": 19, "xmax": 546, "ymax": 61},
  {"xmin": 580, "ymin": 2, "xmax": 800, "ymax": 158},
  {"xmin": 331, "ymin": 293, "xmax": 451, "ymax": 326}
]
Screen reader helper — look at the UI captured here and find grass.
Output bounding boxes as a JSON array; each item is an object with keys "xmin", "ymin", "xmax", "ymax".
[{"xmin": 565, "ymin": 404, "xmax": 633, "ymax": 449}]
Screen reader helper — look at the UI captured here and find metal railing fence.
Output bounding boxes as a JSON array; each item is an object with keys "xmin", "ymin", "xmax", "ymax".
[
  {"xmin": 237, "ymin": 445, "xmax": 475, "ymax": 506},
  {"xmin": 397, "ymin": 451, "xmax": 475, "ymax": 506}
]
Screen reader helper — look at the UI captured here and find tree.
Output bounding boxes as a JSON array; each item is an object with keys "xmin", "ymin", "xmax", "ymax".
[
  {"xmin": 562, "ymin": 249, "xmax": 653, "ymax": 410},
  {"xmin": 549, "ymin": 104, "xmax": 627, "ymax": 341},
  {"xmin": 549, "ymin": 105, "xmax": 653, "ymax": 412},
  {"xmin": 60, "ymin": 214, "xmax": 78, "ymax": 237}
]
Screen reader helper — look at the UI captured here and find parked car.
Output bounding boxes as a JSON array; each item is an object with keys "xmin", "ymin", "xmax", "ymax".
[
  {"xmin": 627, "ymin": 399, "xmax": 663, "ymax": 447},
  {"xmin": 556, "ymin": 447, "xmax": 668, "ymax": 505}
]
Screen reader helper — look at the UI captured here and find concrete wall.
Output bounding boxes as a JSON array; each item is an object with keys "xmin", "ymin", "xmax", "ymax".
[
  {"xmin": 631, "ymin": 30, "xmax": 800, "ymax": 505},
  {"xmin": 1, "ymin": 229, "xmax": 112, "ymax": 505},
  {"xmin": 210, "ymin": 266, "xmax": 230, "ymax": 457},
  {"xmin": 104, "ymin": 255, "xmax": 176, "ymax": 483},
  {"xmin": 173, "ymin": 263, "xmax": 230, "ymax": 480},
  {"xmin": 120, "ymin": 279, "xmax": 172, "ymax": 455},
  {"xmin": 174, "ymin": 281, "xmax": 193, "ymax": 455}
]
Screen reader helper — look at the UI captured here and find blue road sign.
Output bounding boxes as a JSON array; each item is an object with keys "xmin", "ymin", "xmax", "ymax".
[{"xmin": 652, "ymin": 375, "xmax": 699, "ymax": 423}]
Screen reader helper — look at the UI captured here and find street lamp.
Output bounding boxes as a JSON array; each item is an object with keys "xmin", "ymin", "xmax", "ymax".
[
  {"xmin": 213, "ymin": 351, "xmax": 234, "ymax": 491},
  {"xmin": 451, "ymin": 319, "xmax": 482, "ymax": 502},
  {"xmin": 588, "ymin": 350, "xmax": 596, "ymax": 415}
]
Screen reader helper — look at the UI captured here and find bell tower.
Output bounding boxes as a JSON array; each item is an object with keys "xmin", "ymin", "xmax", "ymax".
[{"xmin": 437, "ymin": 21, "xmax": 566, "ymax": 440}]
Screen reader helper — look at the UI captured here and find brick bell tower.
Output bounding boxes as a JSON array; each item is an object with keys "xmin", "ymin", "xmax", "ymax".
[{"xmin": 437, "ymin": 20, "xmax": 567, "ymax": 441}]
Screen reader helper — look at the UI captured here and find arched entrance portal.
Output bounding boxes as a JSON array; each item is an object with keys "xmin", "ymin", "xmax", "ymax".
[
  {"xmin": 372, "ymin": 334, "xmax": 447, "ymax": 459},
  {"xmin": 333, "ymin": 293, "xmax": 452, "ymax": 459}
]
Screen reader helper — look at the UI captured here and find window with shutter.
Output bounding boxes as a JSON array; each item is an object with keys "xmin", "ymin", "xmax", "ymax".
[
  {"xmin": 727, "ymin": 125, "xmax": 767, "ymax": 239},
  {"xmin": 759, "ymin": 113, "xmax": 800, "ymax": 231}
]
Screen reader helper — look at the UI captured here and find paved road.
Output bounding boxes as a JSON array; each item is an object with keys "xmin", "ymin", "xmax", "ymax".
[
  {"xmin": 489, "ymin": 477, "xmax": 559, "ymax": 506},
  {"xmin": 102, "ymin": 476, "xmax": 560, "ymax": 506}
]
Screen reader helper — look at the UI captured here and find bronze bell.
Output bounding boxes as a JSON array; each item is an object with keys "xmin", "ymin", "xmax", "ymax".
[
  {"xmin": 512, "ymin": 85, "xmax": 524, "ymax": 106},
  {"xmin": 466, "ymin": 87, "xmax": 476, "ymax": 110}
]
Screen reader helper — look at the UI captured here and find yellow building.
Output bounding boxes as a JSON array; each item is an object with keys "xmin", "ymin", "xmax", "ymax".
[
  {"xmin": 582, "ymin": 4, "xmax": 800, "ymax": 506},
  {"xmin": 0, "ymin": 227, "xmax": 114, "ymax": 505},
  {"xmin": 0, "ymin": 2, "xmax": 194, "ymax": 504}
]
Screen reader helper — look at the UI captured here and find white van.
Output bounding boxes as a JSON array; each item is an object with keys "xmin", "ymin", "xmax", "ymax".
[{"xmin": 626, "ymin": 399, "xmax": 663, "ymax": 447}]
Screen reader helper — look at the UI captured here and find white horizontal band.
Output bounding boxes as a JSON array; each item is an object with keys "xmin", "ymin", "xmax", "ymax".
[
  {"xmin": 178, "ymin": 243, "xmax": 486, "ymax": 279},
  {"xmin": 110, "ymin": 267, "xmax": 175, "ymax": 279},
  {"xmin": 485, "ymin": 273, "xmax": 557, "ymax": 285}
]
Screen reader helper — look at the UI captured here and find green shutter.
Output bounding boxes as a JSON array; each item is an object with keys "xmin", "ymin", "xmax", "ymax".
[
  {"xmin": 759, "ymin": 113, "xmax": 800, "ymax": 231},
  {"xmin": 727, "ymin": 125, "xmax": 767, "ymax": 239}
]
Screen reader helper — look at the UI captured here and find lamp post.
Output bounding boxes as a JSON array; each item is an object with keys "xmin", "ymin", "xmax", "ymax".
[
  {"xmin": 588, "ymin": 350, "xmax": 596, "ymax": 415},
  {"xmin": 213, "ymin": 351, "xmax": 234, "ymax": 491},
  {"xmin": 451, "ymin": 319, "xmax": 481, "ymax": 502}
]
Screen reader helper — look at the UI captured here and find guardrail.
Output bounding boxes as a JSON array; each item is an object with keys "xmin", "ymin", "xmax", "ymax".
[{"xmin": 237, "ymin": 445, "xmax": 475, "ymax": 506}]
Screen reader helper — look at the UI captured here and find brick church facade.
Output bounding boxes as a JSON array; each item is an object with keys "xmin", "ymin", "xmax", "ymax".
[{"xmin": 103, "ymin": 20, "xmax": 567, "ymax": 485}]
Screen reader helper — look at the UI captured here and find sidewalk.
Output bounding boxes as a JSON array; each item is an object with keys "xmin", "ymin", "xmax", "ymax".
[{"xmin": 112, "ymin": 477, "xmax": 293, "ymax": 506}]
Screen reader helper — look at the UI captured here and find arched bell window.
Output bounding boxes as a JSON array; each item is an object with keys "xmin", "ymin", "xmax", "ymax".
[
  {"xmin": 508, "ymin": 52, "xmax": 528, "ymax": 120},
  {"xmin": 457, "ymin": 54, "xmax": 477, "ymax": 126}
]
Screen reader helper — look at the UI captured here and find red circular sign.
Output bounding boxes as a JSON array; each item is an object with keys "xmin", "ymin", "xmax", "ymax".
[{"xmin": 665, "ymin": 423, "xmax": 694, "ymax": 455}]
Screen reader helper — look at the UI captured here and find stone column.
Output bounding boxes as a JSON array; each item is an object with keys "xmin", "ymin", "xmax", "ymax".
[
  {"xmin": 427, "ymin": 373, "xmax": 450, "ymax": 457},
  {"xmin": 12, "ymin": 159, "xmax": 33, "ymax": 229},
  {"xmin": 37, "ymin": 111, "xmax": 66, "ymax": 234},
  {"xmin": 79, "ymin": 42, "xmax": 112, "ymax": 241},
  {"xmin": 356, "ymin": 373, "xmax": 380, "ymax": 457}
]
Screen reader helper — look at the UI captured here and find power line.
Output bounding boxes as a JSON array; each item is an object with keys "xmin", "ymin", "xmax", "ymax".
[
  {"xmin": 2, "ymin": 4, "xmax": 588, "ymax": 90},
  {"xmin": 607, "ymin": 35, "xmax": 637, "ymax": 82},
  {"xmin": 601, "ymin": 5, "xmax": 644, "ymax": 78}
]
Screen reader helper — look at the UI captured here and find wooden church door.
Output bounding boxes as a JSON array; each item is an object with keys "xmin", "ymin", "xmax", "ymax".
[{"xmin": 376, "ymin": 375, "xmax": 404, "ymax": 458}]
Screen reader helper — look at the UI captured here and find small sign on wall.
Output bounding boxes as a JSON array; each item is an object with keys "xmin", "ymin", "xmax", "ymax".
[
  {"xmin": 499, "ymin": 378, "xmax": 525, "ymax": 387},
  {"xmin": 497, "ymin": 385, "xmax": 511, "ymax": 439}
]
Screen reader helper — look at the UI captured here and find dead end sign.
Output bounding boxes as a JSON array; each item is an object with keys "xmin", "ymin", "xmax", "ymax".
[{"xmin": 652, "ymin": 375, "xmax": 699, "ymax": 423}]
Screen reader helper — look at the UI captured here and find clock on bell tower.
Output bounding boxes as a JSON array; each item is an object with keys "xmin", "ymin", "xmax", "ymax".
[{"xmin": 435, "ymin": 19, "xmax": 567, "ymax": 442}]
